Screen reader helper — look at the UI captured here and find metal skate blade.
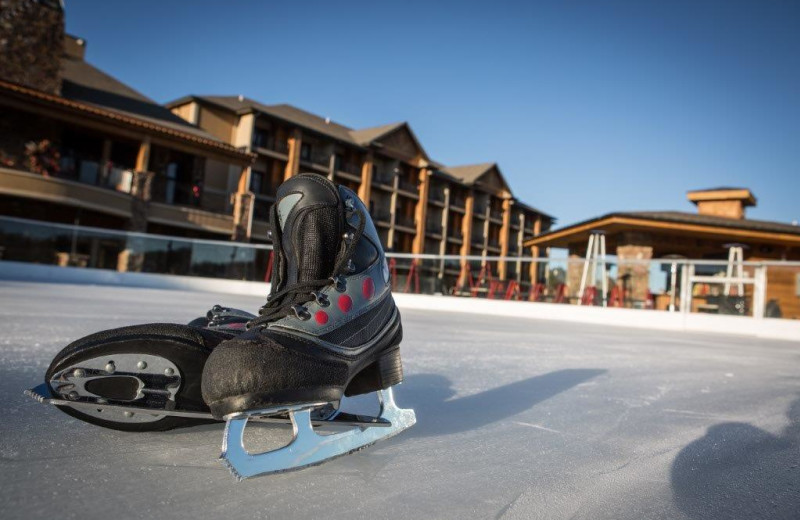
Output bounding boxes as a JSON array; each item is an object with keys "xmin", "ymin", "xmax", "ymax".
[
  {"xmin": 24, "ymin": 384, "xmax": 390, "ymax": 427},
  {"xmin": 219, "ymin": 386, "xmax": 416, "ymax": 480}
]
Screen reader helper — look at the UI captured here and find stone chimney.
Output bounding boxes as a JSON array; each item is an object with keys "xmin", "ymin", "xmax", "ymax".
[
  {"xmin": 687, "ymin": 187, "xmax": 756, "ymax": 220},
  {"xmin": 0, "ymin": 0, "xmax": 65, "ymax": 94}
]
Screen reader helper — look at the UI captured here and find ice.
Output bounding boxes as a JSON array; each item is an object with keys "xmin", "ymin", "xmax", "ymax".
[{"xmin": 1, "ymin": 281, "xmax": 798, "ymax": 519}]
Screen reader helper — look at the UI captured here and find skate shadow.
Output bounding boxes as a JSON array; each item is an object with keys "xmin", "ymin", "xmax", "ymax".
[
  {"xmin": 670, "ymin": 396, "xmax": 800, "ymax": 519},
  {"xmin": 396, "ymin": 369, "xmax": 605, "ymax": 438}
]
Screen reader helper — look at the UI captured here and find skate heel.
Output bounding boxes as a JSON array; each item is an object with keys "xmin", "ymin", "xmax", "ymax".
[{"xmin": 345, "ymin": 347, "xmax": 404, "ymax": 397}]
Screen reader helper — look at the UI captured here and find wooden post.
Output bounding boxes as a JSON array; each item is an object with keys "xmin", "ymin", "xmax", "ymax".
[
  {"xmin": 412, "ymin": 168, "xmax": 430, "ymax": 254},
  {"xmin": 498, "ymin": 197, "xmax": 512, "ymax": 279},
  {"xmin": 232, "ymin": 165, "xmax": 253, "ymax": 241},
  {"xmin": 284, "ymin": 128, "xmax": 302, "ymax": 180},
  {"xmin": 458, "ymin": 190, "xmax": 475, "ymax": 287},
  {"xmin": 529, "ymin": 216, "xmax": 542, "ymax": 283},
  {"xmin": 358, "ymin": 152, "xmax": 373, "ymax": 207},
  {"xmin": 135, "ymin": 137, "xmax": 151, "ymax": 173}
]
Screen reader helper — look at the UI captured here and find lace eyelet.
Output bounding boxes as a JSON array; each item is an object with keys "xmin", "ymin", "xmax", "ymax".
[
  {"xmin": 292, "ymin": 304, "xmax": 311, "ymax": 321},
  {"xmin": 312, "ymin": 291, "xmax": 330, "ymax": 307},
  {"xmin": 331, "ymin": 276, "xmax": 347, "ymax": 293}
]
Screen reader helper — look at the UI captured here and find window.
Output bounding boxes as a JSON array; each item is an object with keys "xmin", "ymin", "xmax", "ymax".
[
  {"xmin": 252, "ymin": 128, "xmax": 270, "ymax": 149},
  {"xmin": 300, "ymin": 143, "xmax": 312, "ymax": 161},
  {"xmin": 250, "ymin": 170, "xmax": 265, "ymax": 195}
]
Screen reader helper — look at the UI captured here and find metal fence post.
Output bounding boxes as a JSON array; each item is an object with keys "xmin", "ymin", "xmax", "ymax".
[
  {"xmin": 753, "ymin": 264, "xmax": 767, "ymax": 319},
  {"xmin": 680, "ymin": 264, "xmax": 692, "ymax": 315}
]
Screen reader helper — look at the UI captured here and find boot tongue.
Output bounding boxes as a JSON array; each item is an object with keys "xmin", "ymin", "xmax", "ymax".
[{"xmin": 275, "ymin": 175, "xmax": 343, "ymax": 285}]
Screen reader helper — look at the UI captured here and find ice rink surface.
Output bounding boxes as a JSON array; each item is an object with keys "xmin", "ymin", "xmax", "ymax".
[{"xmin": 1, "ymin": 281, "xmax": 798, "ymax": 520}]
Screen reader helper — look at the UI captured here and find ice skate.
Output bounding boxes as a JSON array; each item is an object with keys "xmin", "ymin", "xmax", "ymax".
[{"xmin": 202, "ymin": 173, "xmax": 416, "ymax": 479}]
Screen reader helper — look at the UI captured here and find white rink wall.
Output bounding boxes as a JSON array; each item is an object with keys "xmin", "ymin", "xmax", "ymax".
[{"xmin": 2, "ymin": 260, "xmax": 799, "ymax": 341}]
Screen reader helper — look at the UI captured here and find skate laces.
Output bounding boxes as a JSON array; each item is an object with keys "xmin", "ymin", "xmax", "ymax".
[{"xmin": 247, "ymin": 207, "xmax": 367, "ymax": 330}]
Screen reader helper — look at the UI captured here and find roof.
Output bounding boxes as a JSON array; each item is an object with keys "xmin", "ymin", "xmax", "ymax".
[
  {"xmin": 59, "ymin": 56, "xmax": 233, "ymax": 146},
  {"xmin": 443, "ymin": 163, "xmax": 496, "ymax": 184},
  {"xmin": 621, "ymin": 211, "xmax": 799, "ymax": 235},
  {"xmin": 349, "ymin": 122, "xmax": 405, "ymax": 145},
  {"xmin": 525, "ymin": 210, "xmax": 800, "ymax": 248},
  {"xmin": 170, "ymin": 95, "xmax": 358, "ymax": 144},
  {"xmin": 686, "ymin": 187, "xmax": 756, "ymax": 206},
  {"xmin": 512, "ymin": 198, "xmax": 555, "ymax": 222},
  {"xmin": 172, "ymin": 96, "xmax": 430, "ymax": 159},
  {"xmin": 0, "ymin": 78, "xmax": 251, "ymax": 162}
]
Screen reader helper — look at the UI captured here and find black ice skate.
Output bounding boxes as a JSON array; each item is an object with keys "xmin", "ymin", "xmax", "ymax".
[
  {"xmin": 201, "ymin": 174, "xmax": 415, "ymax": 479},
  {"xmin": 24, "ymin": 305, "xmax": 255, "ymax": 431}
]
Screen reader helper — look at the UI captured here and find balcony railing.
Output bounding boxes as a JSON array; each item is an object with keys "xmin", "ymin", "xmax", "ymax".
[
  {"xmin": 397, "ymin": 178, "xmax": 419, "ymax": 194},
  {"xmin": 337, "ymin": 160, "xmax": 361, "ymax": 176},
  {"xmin": 426, "ymin": 223, "xmax": 443, "ymax": 235},
  {"xmin": 395, "ymin": 214, "xmax": 416, "ymax": 229},
  {"xmin": 429, "ymin": 189, "xmax": 446, "ymax": 203},
  {"xmin": 373, "ymin": 172, "xmax": 394, "ymax": 186},
  {"xmin": 252, "ymin": 135, "xmax": 289, "ymax": 155}
]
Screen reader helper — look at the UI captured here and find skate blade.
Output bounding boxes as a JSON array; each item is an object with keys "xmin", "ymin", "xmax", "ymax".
[
  {"xmin": 219, "ymin": 386, "xmax": 416, "ymax": 480},
  {"xmin": 24, "ymin": 384, "xmax": 389, "ymax": 427}
]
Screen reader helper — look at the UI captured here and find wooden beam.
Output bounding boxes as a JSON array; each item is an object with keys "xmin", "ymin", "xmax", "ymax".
[
  {"xmin": 457, "ymin": 190, "xmax": 475, "ymax": 286},
  {"xmin": 412, "ymin": 168, "xmax": 430, "ymax": 254},
  {"xmin": 498, "ymin": 197, "xmax": 512, "ymax": 279},
  {"xmin": 358, "ymin": 152, "xmax": 373, "ymax": 207},
  {"xmin": 284, "ymin": 128, "xmax": 302, "ymax": 180},
  {"xmin": 135, "ymin": 138, "xmax": 151, "ymax": 172}
]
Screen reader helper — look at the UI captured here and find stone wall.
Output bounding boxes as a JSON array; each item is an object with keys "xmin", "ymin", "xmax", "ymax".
[
  {"xmin": 0, "ymin": 0, "xmax": 65, "ymax": 94},
  {"xmin": 616, "ymin": 235, "xmax": 653, "ymax": 303}
]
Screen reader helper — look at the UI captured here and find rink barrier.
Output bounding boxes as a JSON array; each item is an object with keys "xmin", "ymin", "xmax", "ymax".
[{"xmin": 1, "ymin": 260, "xmax": 798, "ymax": 341}]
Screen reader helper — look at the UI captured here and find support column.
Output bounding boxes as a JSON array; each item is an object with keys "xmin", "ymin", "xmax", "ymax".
[
  {"xmin": 232, "ymin": 165, "xmax": 253, "ymax": 241},
  {"xmin": 412, "ymin": 168, "xmax": 431, "ymax": 254},
  {"xmin": 284, "ymin": 128, "xmax": 302, "ymax": 180},
  {"xmin": 388, "ymin": 173, "xmax": 399, "ymax": 249},
  {"xmin": 498, "ymin": 197, "xmax": 512, "ymax": 279},
  {"xmin": 457, "ymin": 190, "xmax": 475, "ymax": 286},
  {"xmin": 358, "ymin": 152, "xmax": 374, "ymax": 207},
  {"xmin": 135, "ymin": 137, "xmax": 151, "ymax": 173},
  {"xmin": 617, "ymin": 234, "xmax": 653, "ymax": 304},
  {"xmin": 529, "ymin": 216, "xmax": 542, "ymax": 282}
]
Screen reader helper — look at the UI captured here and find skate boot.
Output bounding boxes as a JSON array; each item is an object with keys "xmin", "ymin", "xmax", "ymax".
[
  {"xmin": 201, "ymin": 173, "xmax": 415, "ymax": 478},
  {"xmin": 26, "ymin": 305, "xmax": 255, "ymax": 431}
]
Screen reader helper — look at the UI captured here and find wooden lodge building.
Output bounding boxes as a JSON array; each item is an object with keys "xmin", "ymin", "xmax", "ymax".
[
  {"xmin": 0, "ymin": 0, "xmax": 553, "ymax": 289},
  {"xmin": 525, "ymin": 188, "xmax": 800, "ymax": 318}
]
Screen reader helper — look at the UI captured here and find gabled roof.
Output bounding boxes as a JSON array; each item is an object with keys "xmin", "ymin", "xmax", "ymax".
[
  {"xmin": 348, "ymin": 122, "xmax": 405, "ymax": 145},
  {"xmin": 444, "ymin": 162, "xmax": 496, "ymax": 184},
  {"xmin": 170, "ymin": 95, "xmax": 355, "ymax": 145},
  {"xmin": 170, "ymin": 96, "xmax": 430, "ymax": 159},
  {"xmin": 525, "ymin": 210, "xmax": 800, "ymax": 248}
]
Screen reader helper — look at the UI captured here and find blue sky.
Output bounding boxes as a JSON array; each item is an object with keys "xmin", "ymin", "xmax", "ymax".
[{"xmin": 65, "ymin": 0, "xmax": 799, "ymax": 228}]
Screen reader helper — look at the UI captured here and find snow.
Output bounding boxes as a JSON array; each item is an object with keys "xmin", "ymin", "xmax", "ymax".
[{"xmin": 1, "ymin": 281, "xmax": 798, "ymax": 519}]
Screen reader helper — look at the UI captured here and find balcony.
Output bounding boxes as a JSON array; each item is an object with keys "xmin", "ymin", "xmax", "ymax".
[
  {"xmin": 395, "ymin": 214, "xmax": 416, "ymax": 230},
  {"xmin": 336, "ymin": 160, "xmax": 361, "ymax": 177},
  {"xmin": 0, "ymin": 166, "xmax": 133, "ymax": 218},
  {"xmin": 372, "ymin": 172, "xmax": 394, "ymax": 188},
  {"xmin": 397, "ymin": 178, "xmax": 419, "ymax": 196},
  {"xmin": 426, "ymin": 222, "xmax": 443, "ymax": 236},
  {"xmin": 372, "ymin": 211, "xmax": 392, "ymax": 227},
  {"xmin": 253, "ymin": 135, "xmax": 289, "ymax": 156}
]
